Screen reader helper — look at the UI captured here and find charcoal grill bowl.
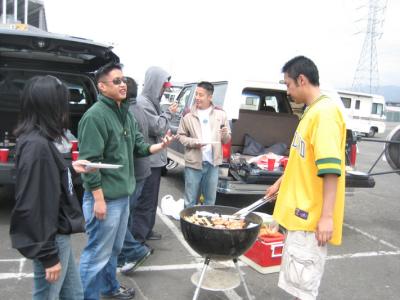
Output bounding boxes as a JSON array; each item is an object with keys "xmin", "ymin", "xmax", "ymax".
[{"xmin": 180, "ymin": 205, "xmax": 262, "ymax": 261}]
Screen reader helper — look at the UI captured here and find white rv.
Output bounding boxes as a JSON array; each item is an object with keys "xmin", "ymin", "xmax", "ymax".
[{"xmin": 338, "ymin": 90, "xmax": 386, "ymax": 137}]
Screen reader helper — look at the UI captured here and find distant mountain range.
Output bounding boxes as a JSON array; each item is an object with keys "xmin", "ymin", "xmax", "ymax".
[
  {"xmin": 378, "ymin": 86, "xmax": 400, "ymax": 103},
  {"xmin": 342, "ymin": 85, "xmax": 400, "ymax": 103}
]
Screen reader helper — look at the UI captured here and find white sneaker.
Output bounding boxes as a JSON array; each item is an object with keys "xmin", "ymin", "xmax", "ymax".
[{"xmin": 120, "ymin": 250, "xmax": 152, "ymax": 275}]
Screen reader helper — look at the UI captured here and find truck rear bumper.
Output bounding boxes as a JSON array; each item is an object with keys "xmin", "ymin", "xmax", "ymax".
[
  {"xmin": 167, "ymin": 150, "xmax": 376, "ymax": 195},
  {"xmin": 0, "ymin": 163, "xmax": 16, "ymax": 185},
  {"xmin": 217, "ymin": 170, "xmax": 375, "ymax": 196},
  {"xmin": 217, "ymin": 179, "xmax": 268, "ymax": 195}
]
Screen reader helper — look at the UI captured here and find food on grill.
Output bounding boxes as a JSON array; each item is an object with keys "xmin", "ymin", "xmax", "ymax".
[{"xmin": 183, "ymin": 212, "xmax": 250, "ymax": 229}]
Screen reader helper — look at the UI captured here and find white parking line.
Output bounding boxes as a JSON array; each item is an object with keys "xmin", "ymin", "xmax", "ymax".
[
  {"xmin": 0, "ymin": 273, "xmax": 33, "ymax": 280},
  {"xmin": 156, "ymin": 208, "xmax": 201, "ymax": 260},
  {"xmin": 126, "ymin": 276, "xmax": 150, "ymax": 300},
  {"xmin": 2, "ymin": 216, "xmax": 399, "ymax": 286},
  {"xmin": 0, "ymin": 259, "xmax": 25, "ymax": 262},
  {"xmin": 344, "ymin": 222, "xmax": 400, "ymax": 250},
  {"xmin": 123, "ymin": 250, "xmax": 400, "ymax": 269},
  {"xmin": 2, "ymin": 249, "xmax": 400, "ymax": 280},
  {"xmin": 156, "ymin": 210, "xmax": 400, "ymax": 299},
  {"xmin": 18, "ymin": 258, "xmax": 26, "ymax": 280},
  {"xmin": 327, "ymin": 250, "xmax": 400, "ymax": 260}
]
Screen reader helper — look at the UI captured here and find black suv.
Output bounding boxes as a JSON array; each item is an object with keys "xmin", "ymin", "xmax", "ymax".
[{"xmin": 0, "ymin": 27, "xmax": 119, "ymax": 184}]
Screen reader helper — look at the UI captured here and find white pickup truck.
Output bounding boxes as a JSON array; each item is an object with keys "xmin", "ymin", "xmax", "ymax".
[{"xmin": 166, "ymin": 80, "xmax": 375, "ymax": 196}]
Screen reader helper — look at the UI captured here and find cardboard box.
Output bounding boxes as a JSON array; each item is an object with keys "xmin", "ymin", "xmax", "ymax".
[{"xmin": 240, "ymin": 233, "xmax": 285, "ymax": 274}]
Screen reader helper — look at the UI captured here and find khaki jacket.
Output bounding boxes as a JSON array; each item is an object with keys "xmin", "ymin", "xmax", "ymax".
[{"xmin": 177, "ymin": 105, "xmax": 231, "ymax": 170}]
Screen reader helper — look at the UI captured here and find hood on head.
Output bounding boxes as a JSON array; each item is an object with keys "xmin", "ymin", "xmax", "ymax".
[{"xmin": 141, "ymin": 66, "xmax": 171, "ymax": 110}]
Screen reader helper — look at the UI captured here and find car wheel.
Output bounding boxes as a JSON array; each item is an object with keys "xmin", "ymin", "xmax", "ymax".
[
  {"xmin": 368, "ymin": 128, "xmax": 376, "ymax": 137},
  {"xmin": 161, "ymin": 160, "xmax": 179, "ymax": 176},
  {"xmin": 166, "ymin": 160, "xmax": 178, "ymax": 170}
]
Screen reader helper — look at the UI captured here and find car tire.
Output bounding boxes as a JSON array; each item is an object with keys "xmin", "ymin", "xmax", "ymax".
[
  {"xmin": 166, "ymin": 160, "xmax": 178, "ymax": 170},
  {"xmin": 368, "ymin": 128, "xmax": 376, "ymax": 137}
]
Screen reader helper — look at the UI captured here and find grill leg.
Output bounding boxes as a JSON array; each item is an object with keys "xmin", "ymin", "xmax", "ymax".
[
  {"xmin": 192, "ymin": 257, "xmax": 211, "ymax": 300},
  {"xmin": 233, "ymin": 258, "xmax": 253, "ymax": 300}
]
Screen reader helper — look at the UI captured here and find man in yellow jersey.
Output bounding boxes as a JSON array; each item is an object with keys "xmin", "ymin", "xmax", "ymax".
[{"xmin": 265, "ymin": 56, "xmax": 346, "ymax": 300}]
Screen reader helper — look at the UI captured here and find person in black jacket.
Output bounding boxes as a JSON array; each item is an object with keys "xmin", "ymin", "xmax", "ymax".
[{"xmin": 9, "ymin": 75, "xmax": 94, "ymax": 300}]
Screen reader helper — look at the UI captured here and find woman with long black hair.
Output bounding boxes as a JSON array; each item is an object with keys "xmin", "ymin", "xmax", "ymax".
[{"xmin": 9, "ymin": 75, "xmax": 93, "ymax": 299}]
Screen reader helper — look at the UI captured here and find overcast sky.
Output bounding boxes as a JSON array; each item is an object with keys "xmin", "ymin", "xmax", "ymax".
[{"xmin": 44, "ymin": 0, "xmax": 400, "ymax": 88}]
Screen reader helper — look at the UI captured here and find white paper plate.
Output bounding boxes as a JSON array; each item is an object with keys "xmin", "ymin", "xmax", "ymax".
[{"xmin": 84, "ymin": 162, "xmax": 122, "ymax": 169}]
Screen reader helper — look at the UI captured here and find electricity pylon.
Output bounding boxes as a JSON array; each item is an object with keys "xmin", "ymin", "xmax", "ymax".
[{"xmin": 352, "ymin": 0, "xmax": 388, "ymax": 93}]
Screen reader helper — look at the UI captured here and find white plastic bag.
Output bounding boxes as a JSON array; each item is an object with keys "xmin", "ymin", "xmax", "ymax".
[{"xmin": 160, "ymin": 195, "xmax": 184, "ymax": 220}]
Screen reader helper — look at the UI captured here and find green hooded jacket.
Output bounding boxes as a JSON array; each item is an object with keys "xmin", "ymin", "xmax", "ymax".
[{"xmin": 78, "ymin": 94, "xmax": 151, "ymax": 199}]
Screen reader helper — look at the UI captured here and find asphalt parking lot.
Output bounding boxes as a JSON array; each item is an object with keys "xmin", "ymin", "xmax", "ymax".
[{"xmin": 0, "ymin": 123, "xmax": 399, "ymax": 300}]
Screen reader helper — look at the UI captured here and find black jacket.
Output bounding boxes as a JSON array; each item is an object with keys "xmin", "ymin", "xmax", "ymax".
[{"xmin": 9, "ymin": 131, "xmax": 84, "ymax": 268}]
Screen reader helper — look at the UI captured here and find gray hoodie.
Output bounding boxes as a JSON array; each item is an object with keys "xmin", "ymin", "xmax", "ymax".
[
  {"xmin": 128, "ymin": 97, "xmax": 151, "ymax": 181},
  {"xmin": 137, "ymin": 67, "xmax": 173, "ymax": 167}
]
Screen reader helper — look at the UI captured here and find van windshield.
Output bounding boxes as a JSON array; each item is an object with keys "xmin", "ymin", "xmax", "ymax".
[{"xmin": 240, "ymin": 88, "xmax": 291, "ymax": 114}]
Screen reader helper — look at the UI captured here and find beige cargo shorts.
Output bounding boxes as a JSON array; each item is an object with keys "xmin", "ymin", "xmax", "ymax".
[{"xmin": 278, "ymin": 231, "xmax": 327, "ymax": 300}]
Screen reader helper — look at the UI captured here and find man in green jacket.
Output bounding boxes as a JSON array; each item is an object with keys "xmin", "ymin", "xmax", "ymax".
[{"xmin": 78, "ymin": 62, "xmax": 173, "ymax": 300}]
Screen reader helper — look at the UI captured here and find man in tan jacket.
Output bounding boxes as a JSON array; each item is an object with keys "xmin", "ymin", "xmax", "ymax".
[{"xmin": 177, "ymin": 81, "xmax": 231, "ymax": 207}]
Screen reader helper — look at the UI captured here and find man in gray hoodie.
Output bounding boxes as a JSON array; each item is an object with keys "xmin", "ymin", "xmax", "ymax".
[
  {"xmin": 118, "ymin": 77, "xmax": 153, "ymax": 275},
  {"xmin": 132, "ymin": 67, "xmax": 178, "ymax": 243}
]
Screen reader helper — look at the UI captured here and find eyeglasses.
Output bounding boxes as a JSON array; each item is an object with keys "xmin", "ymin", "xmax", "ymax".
[{"xmin": 101, "ymin": 77, "xmax": 128, "ymax": 85}]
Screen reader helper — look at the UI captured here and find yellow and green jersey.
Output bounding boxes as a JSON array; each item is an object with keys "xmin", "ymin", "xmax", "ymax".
[{"xmin": 273, "ymin": 95, "xmax": 346, "ymax": 245}]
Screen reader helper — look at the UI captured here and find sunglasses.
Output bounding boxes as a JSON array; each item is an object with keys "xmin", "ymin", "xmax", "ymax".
[{"xmin": 101, "ymin": 77, "xmax": 128, "ymax": 85}]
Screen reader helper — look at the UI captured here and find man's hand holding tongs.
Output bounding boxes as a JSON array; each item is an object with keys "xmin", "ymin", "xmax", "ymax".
[{"xmin": 265, "ymin": 175, "xmax": 283, "ymax": 200}]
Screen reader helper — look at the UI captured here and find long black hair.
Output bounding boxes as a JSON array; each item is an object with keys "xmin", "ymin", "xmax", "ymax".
[{"xmin": 14, "ymin": 75, "xmax": 70, "ymax": 141}]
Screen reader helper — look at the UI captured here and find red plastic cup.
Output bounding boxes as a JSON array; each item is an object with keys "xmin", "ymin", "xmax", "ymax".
[
  {"xmin": 267, "ymin": 158, "xmax": 276, "ymax": 171},
  {"xmin": 72, "ymin": 151, "xmax": 79, "ymax": 161},
  {"xmin": 281, "ymin": 158, "xmax": 288, "ymax": 170},
  {"xmin": 0, "ymin": 149, "xmax": 9, "ymax": 163},
  {"xmin": 70, "ymin": 140, "xmax": 78, "ymax": 152}
]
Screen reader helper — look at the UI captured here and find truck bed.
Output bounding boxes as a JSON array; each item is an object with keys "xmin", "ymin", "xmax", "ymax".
[
  {"xmin": 224, "ymin": 109, "xmax": 375, "ymax": 193},
  {"xmin": 230, "ymin": 109, "xmax": 299, "ymax": 153}
]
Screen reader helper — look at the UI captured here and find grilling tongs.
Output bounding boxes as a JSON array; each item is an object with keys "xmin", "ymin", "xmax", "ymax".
[{"xmin": 232, "ymin": 193, "xmax": 278, "ymax": 219}]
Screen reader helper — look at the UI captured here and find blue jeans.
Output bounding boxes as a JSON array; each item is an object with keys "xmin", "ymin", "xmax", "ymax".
[
  {"xmin": 33, "ymin": 234, "xmax": 83, "ymax": 300},
  {"xmin": 118, "ymin": 180, "xmax": 148, "ymax": 266},
  {"xmin": 184, "ymin": 162, "xmax": 219, "ymax": 207},
  {"xmin": 79, "ymin": 192, "xmax": 129, "ymax": 300},
  {"xmin": 132, "ymin": 167, "xmax": 162, "ymax": 242}
]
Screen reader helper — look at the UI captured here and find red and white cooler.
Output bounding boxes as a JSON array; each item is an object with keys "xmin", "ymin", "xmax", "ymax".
[{"xmin": 240, "ymin": 233, "xmax": 285, "ymax": 274}]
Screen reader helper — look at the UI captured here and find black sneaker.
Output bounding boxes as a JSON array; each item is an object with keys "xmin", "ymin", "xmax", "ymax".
[
  {"xmin": 101, "ymin": 285, "xmax": 135, "ymax": 299},
  {"xmin": 120, "ymin": 250, "xmax": 152, "ymax": 275},
  {"xmin": 146, "ymin": 231, "xmax": 162, "ymax": 240}
]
